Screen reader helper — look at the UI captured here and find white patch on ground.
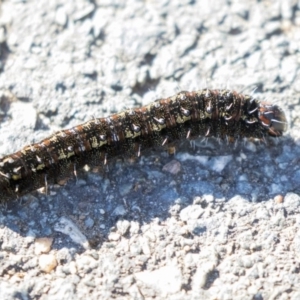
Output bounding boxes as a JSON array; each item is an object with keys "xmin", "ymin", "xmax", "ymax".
[
  {"xmin": 135, "ymin": 264, "xmax": 183, "ymax": 296},
  {"xmin": 177, "ymin": 153, "xmax": 233, "ymax": 172}
]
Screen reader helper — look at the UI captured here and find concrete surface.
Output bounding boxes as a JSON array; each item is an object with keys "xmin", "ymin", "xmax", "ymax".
[{"xmin": 0, "ymin": 0, "xmax": 300, "ymax": 299}]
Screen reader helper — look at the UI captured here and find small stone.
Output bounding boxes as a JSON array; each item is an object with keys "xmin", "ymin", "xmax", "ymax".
[
  {"xmin": 108, "ymin": 232, "xmax": 120, "ymax": 241},
  {"xmin": 135, "ymin": 265, "xmax": 182, "ymax": 296},
  {"xmin": 84, "ymin": 217, "xmax": 94, "ymax": 229},
  {"xmin": 144, "ymin": 231, "xmax": 156, "ymax": 242},
  {"xmin": 255, "ymin": 207, "xmax": 270, "ymax": 221},
  {"xmin": 162, "ymin": 160, "xmax": 181, "ymax": 175},
  {"xmin": 54, "ymin": 217, "xmax": 90, "ymax": 249},
  {"xmin": 193, "ymin": 196, "xmax": 202, "ymax": 205},
  {"xmin": 73, "ymin": 3, "xmax": 95, "ymax": 21},
  {"xmin": 130, "ymin": 221, "xmax": 140, "ymax": 235},
  {"xmin": 192, "ymin": 262, "xmax": 216, "ymax": 289},
  {"xmin": 202, "ymin": 194, "xmax": 215, "ymax": 203},
  {"xmin": 274, "ymin": 194, "xmax": 284, "ymax": 204},
  {"xmin": 130, "ymin": 242, "xmax": 142, "ymax": 255},
  {"xmin": 239, "ymin": 255, "xmax": 254, "ymax": 268},
  {"xmin": 119, "ymin": 183, "xmax": 133, "ymax": 196},
  {"xmin": 141, "ymin": 238, "xmax": 151, "ymax": 256},
  {"xmin": 284, "ymin": 193, "xmax": 300, "ymax": 214},
  {"xmin": 10, "ymin": 102, "xmax": 37, "ymax": 131},
  {"xmin": 117, "ymin": 220, "xmax": 131, "ymax": 236},
  {"xmin": 39, "ymin": 254, "xmax": 57, "ymax": 273},
  {"xmin": 69, "ymin": 261, "xmax": 77, "ymax": 275},
  {"xmin": 193, "ymin": 194, "xmax": 214, "ymax": 205},
  {"xmin": 34, "ymin": 237, "xmax": 54, "ymax": 255},
  {"xmin": 76, "ymin": 179, "xmax": 87, "ymax": 186},
  {"xmin": 180, "ymin": 205, "xmax": 204, "ymax": 222},
  {"xmin": 112, "ymin": 205, "xmax": 127, "ymax": 217},
  {"xmin": 55, "ymin": 7, "xmax": 67, "ymax": 27},
  {"xmin": 183, "ymin": 245, "xmax": 190, "ymax": 252},
  {"xmin": 169, "ymin": 204, "xmax": 181, "ymax": 216}
]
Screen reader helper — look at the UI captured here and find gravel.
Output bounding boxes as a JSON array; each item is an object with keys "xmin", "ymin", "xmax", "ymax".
[{"xmin": 0, "ymin": 0, "xmax": 300, "ymax": 299}]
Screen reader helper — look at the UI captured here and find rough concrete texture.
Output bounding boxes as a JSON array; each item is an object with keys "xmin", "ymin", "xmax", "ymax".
[{"xmin": 0, "ymin": 0, "xmax": 300, "ymax": 299}]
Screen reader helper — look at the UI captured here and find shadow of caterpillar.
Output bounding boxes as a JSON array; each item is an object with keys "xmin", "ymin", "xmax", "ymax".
[{"xmin": 0, "ymin": 89, "xmax": 287, "ymax": 202}]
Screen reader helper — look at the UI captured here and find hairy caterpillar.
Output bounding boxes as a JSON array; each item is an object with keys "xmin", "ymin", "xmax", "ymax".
[{"xmin": 0, "ymin": 89, "xmax": 287, "ymax": 202}]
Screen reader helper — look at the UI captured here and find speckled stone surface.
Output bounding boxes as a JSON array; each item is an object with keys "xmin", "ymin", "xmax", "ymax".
[{"xmin": 0, "ymin": 0, "xmax": 300, "ymax": 299}]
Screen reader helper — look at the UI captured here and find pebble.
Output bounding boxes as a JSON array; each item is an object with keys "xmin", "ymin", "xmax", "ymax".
[
  {"xmin": 119, "ymin": 183, "xmax": 133, "ymax": 196},
  {"xmin": 69, "ymin": 261, "xmax": 77, "ymax": 275},
  {"xmin": 130, "ymin": 242, "xmax": 142, "ymax": 255},
  {"xmin": 162, "ymin": 160, "xmax": 181, "ymax": 175},
  {"xmin": 108, "ymin": 232, "xmax": 121, "ymax": 241},
  {"xmin": 39, "ymin": 254, "xmax": 57, "ymax": 273},
  {"xmin": 116, "ymin": 220, "xmax": 131, "ymax": 236},
  {"xmin": 54, "ymin": 217, "xmax": 90, "ymax": 250},
  {"xmin": 112, "ymin": 205, "xmax": 127, "ymax": 217},
  {"xmin": 73, "ymin": 3, "xmax": 95, "ymax": 21},
  {"xmin": 255, "ymin": 207, "xmax": 270, "ymax": 221},
  {"xmin": 34, "ymin": 237, "xmax": 54, "ymax": 255},
  {"xmin": 180, "ymin": 205, "xmax": 204, "ymax": 222},
  {"xmin": 135, "ymin": 265, "xmax": 183, "ymax": 296},
  {"xmin": 274, "ymin": 194, "xmax": 284, "ymax": 204},
  {"xmin": 141, "ymin": 238, "xmax": 152, "ymax": 256},
  {"xmin": 283, "ymin": 193, "xmax": 300, "ymax": 214},
  {"xmin": 192, "ymin": 262, "xmax": 216, "ymax": 289},
  {"xmin": 84, "ymin": 217, "xmax": 94, "ymax": 229},
  {"xmin": 55, "ymin": 7, "xmax": 68, "ymax": 27}
]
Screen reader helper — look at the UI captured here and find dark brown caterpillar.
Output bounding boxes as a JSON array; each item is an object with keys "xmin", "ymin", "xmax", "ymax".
[{"xmin": 0, "ymin": 89, "xmax": 287, "ymax": 202}]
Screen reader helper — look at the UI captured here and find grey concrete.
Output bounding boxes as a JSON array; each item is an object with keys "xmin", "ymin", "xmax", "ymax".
[{"xmin": 0, "ymin": 0, "xmax": 300, "ymax": 299}]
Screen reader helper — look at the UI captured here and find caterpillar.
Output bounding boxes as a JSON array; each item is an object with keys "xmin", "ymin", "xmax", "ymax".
[{"xmin": 0, "ymin": 89, "xmax": 287, "ymax": 202}]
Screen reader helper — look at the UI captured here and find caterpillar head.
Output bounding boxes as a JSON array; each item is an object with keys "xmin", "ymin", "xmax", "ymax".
[{"xmin": 258, "ymin": 102, "xmax": 287, "ymax": 136}]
